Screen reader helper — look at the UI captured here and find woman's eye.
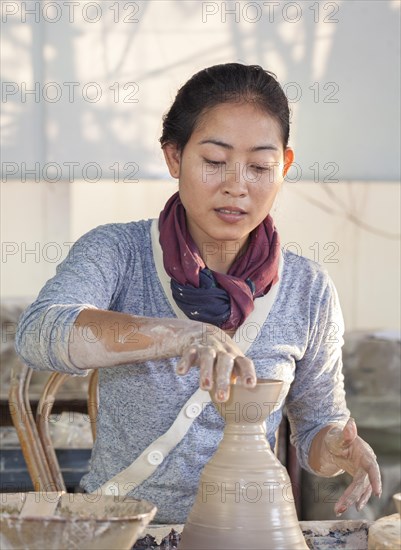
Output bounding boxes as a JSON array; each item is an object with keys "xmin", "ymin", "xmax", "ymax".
[
  {"xmin": 250, "ymin": 165, "xmax": 270, "ymax": 172},
  {"xmin": 204, "ymin": 158, "xmax": 223, "ymax": 166},
  {"xmin": 203, "ymin": 159, "xmax": 272, "ymax": 172}
]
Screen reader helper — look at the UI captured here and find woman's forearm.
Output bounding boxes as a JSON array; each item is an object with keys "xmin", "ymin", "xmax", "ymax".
[
  {"xmin": 69, "ymin": 308, "xmax": 257, "ymax": 402},
  {"xmin": 69, "ymin": 308, "xmax": 210, "ymax": 370}
]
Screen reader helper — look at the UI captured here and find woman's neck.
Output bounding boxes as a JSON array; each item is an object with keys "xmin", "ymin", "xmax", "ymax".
[{"xmin": 202, "ymin": 239, "xmax": 249, "ymax": 274}]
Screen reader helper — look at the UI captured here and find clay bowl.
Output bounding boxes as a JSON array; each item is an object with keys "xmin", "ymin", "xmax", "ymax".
[
  {"xmin": 0, "ymin": 492, "xmax": 156, "ymax": 550},
  {"xmin": 393, "ymin": 493, "xmax": 401, "ymax": 515}
]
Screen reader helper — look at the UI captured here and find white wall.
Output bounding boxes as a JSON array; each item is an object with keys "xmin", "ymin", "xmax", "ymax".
[{"xmin": 2, "ymin": 0, "xmax": 400, "ymax": 181}]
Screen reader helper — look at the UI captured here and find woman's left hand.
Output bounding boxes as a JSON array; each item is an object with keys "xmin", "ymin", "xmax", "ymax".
[{"xmin": 322, "ymin": 418, "xmax": 382, "ymax": 515}]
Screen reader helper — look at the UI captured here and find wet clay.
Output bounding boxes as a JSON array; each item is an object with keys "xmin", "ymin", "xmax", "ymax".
[{"xmin": 179, "ymin": 379, "xmax": 308, "ymax": 550}]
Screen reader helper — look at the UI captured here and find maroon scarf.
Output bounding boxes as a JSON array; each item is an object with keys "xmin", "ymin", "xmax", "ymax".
[{"xmin": 158, "ymin": 192, "xmax": 280, "ymax": 330}]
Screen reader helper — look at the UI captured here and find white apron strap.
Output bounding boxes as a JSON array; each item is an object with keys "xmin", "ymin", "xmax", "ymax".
[
  {"xmin": 99, "ymin": 218, "xmax": 283, "ymax": 496},
  {"xmin": 100, "ymin": 387, "xmax": 209, "ymax": 495}
]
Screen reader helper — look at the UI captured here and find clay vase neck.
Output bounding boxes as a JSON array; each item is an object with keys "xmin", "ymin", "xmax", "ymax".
[{"xmin": 179, "ymin": 379, "xmax": 308, "ymax": 550}]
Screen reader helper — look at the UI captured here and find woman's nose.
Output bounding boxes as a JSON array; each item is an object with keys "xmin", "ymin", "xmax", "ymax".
[{"xmin": 220, "ymin": 162, "xmax": 248, "ymax": 196}]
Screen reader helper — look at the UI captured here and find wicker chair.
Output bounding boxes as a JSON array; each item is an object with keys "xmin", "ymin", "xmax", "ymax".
[{"xmin": 8, "ymin": 362, "xmax": 98, "ymax": 492}]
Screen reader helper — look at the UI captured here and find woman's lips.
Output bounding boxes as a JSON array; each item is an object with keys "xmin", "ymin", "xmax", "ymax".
[{"xmin": 214, "ymin": 207, "xmax": 246, "ymax": 223}]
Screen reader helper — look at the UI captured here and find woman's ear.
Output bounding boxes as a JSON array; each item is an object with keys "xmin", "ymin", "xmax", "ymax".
[
  {"xmin": 283, "ymin": 147, "xmax": 294, "ymax": 177},
  {"xmin": 162, "ymin": 142, "xmax": 182, "ymax": 179}
]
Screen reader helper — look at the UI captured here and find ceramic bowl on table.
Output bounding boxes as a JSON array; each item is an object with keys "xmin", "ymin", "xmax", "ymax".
[{"xmin": 0, "ymin": 492, "xmax": 157, "ymax": 550}]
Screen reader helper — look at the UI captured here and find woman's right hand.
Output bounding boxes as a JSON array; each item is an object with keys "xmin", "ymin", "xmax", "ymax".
[
  {"xmin": 175, "ymin": 323, "xmax": 257, "ymax": 402},
  {"xmin": 69, "ymin": 311, "xmax": 256, "ymax": 402}
]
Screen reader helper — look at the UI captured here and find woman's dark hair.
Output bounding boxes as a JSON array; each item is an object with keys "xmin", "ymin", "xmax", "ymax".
[{"xmin": 160, "ymin": 63, "xmax": 290, "ymax": 151}]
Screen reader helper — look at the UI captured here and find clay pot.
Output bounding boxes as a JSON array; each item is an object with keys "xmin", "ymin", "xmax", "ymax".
[
  {"xmin": 0, "ymin": 493, "xmax": 157, "ymax": 550},
  {"xmin": 179, "ymin": 379, "xmax": 308, "ymax": 549}
]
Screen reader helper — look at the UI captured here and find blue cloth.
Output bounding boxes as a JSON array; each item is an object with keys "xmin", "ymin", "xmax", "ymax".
[
  {"xmin": 171, "ymin": 269, "xmax": 257, "ymax": 326},
  {"xmin": 171, "ymin": 269, "xmax": 230, "ymax": 326}
]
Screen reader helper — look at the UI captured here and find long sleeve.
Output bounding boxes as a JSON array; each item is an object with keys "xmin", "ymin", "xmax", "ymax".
[
  {"xmin": 15, "ymin": 224, "xmax": 131, "ymax": 375},
  {"xmin": 285, "ymin": 273, "xmax": 350, "ymax": 473}
]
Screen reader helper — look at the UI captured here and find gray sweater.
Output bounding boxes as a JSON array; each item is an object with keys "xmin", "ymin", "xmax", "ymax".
[{"xmin": 15, "ymin": 218, "xmax": 349, "ymax": 523}]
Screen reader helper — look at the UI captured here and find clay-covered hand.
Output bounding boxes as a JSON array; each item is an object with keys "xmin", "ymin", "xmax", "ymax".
[
  {"xmin": 69, "ymin": 310, "xmax": 256, "ymax": 402},
  {"xmin": 322, "ymin": 418, "xmax": 382, "ymax": 516},
  {"xmin": 176, "ymin": 323, "xmax": 256, "ymax": 402}
]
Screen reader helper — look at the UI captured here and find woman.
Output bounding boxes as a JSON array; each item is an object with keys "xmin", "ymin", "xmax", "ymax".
[{"xmin": 16, "ymin": 63, "xmax": 381, "ymax": 523}]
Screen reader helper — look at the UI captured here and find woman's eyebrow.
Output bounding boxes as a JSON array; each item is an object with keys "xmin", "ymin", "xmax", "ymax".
[{"xmin": 197, "ymin": 138, "xmax": 279, "ymax": 152}]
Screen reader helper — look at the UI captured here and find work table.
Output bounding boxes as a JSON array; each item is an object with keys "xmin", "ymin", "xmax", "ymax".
[{"xmin": 133, "ymin": 519, "xmax": 375, "ymax": 549}]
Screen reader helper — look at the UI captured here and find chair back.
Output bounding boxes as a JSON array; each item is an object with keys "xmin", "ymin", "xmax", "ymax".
[{"xmin": 9, "ymin": 363, "xmax": 98, "ymax": 492}]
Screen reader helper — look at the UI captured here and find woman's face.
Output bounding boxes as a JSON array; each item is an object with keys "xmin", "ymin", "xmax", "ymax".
[{"xmin": 163, "ymin": 101, "xmax": 294, "ymax": 269}]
